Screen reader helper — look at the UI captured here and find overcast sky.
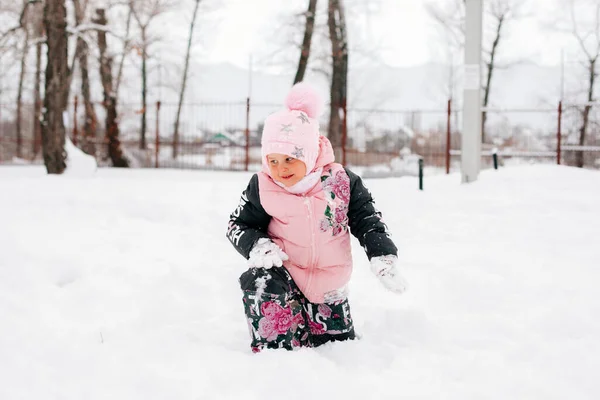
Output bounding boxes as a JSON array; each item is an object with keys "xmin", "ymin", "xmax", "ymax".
[{"xmin": 197, "ymin": 0, "xmax": 578, "ymax": 70}]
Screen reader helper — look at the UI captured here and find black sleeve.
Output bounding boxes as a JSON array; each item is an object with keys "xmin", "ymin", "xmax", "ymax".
[
  {"xmin": 345, "ymin": 168, "xmax": 398, "ymax": 260},
  {"xmin": 226, "ymin": 174, "xmax": 272, "ymax": 259}
]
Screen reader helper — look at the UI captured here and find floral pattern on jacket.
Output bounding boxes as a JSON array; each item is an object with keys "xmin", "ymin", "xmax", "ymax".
[{"xmin": 319, "ymin": 169, "xmax": 350, "ymax": 236}]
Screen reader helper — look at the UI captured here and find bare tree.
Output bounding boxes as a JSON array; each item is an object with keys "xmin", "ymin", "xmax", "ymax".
[
  {"xmin": 294, "ymin": 0, "xmax": 318, "ymax": 84},
  {"xmin": 173, "ymin": 0, "xmax": 201, "ymax": 159},
  {"xmin": 0, "ymin": 2, "xmax": 42, "ymax": 161},
  {"xmin": 73, "ymin": 0, "xmax": 99, "ymax": 156},
  {"xmin": 481, "ymin": 1, "xmax": 523, "ymax": 144},
  {"xmin": 42, "ymin": 0, "xmax": 69, "ymax": 174},
  {"xmin": 257, "ymin": 1, "xmax": 331, "ymax": 85},
  {"xmin": 427, "ymin": 0, "xmax": 526, "ymax": 143},
  {"xmin": 16, "ymin": 1, "xmax": 31, "ymax": 160},
  {"xmin": 94, "ymin": 8, "xmax": 129, "ymax": 167},
  {"xmin": 130, "ymin": 0, "xmax": 173, "ymax": 150},
  {"xmin": 3, "ymin": 0, "xmax": 40, "ymax": 160},
  {"xmin": 426, "ymin": 0, "xmax": 466, "ymax": 50},
  {"xmin": 32, "ymin": 1, "xmax": 44, "ymax": 159},
  {"xmin": 263, "ymin": 0, "xmax": 382, "ymax": 85},
  {"xmin": 0, "ymin": 3, "xmax": 33, "ymax": 48},
  {"xmin": 115, "ymin": 5, "xmax": 133, "ymax": 99},
  {"xmin": 327, "ymin": 0, "xmax": 348, "ymax": 151},
  {"xmin": 567, "ymin": 0, "xmax": 599, "ymax": 168}
]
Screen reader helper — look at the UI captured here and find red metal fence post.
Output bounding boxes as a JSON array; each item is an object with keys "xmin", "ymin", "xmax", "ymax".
[
  {"xmin": 557, "ymin": 101, "xmax": 562, "ymax": 165},
  {"xmin": 155, "ymin": 101, "xmax": 161, "ymax": 168},
  {"xmin": 245, "ymin": 97, "xmax": 250, "ymax": 172},
  {"xmin": 446, "ymin": 99, "xmax": 452, "ymax": 174},
  {"xmin": 73, "ymin": 95, "xmax": 79, "ymax": 145},
  {"xmin": 0, "ymin": 103, "xmax": 3, "ymax": 163}
]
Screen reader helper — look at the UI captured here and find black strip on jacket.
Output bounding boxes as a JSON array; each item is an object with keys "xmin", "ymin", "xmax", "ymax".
[
  {"xmin": 226, "ymin": 174, "xmax": 271, "ymax": 259},
  {"xmin": 345, "ymin": 168, "xmax": 398, "ymax": 260}
]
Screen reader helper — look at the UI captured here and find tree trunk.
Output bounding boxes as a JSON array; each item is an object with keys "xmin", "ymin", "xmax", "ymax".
[
  {"xmin": 327, "ymin": 0, "xmax": 348, "ymax": 150},
  {"xmin": 577, "ymin": 58, "xmax": 596, "ymax": 168},
  {"xmin": 16, "ymin": 25, "xmax": 30, "ymax": 160},
  {"xmin": 95, "ymin": 8, "xmax": 129, "ymax": 168},
  {"xmin": 42, "ymin": 0, "xmax": 69, "ymax": 174},
  {"xmin": 140, "ymin": 29, "xmax": 148, "ymax": 150},
  {"xmin": 173, "ymin": 0, "xmax": 201, "ymax": 159},
  {"xmin": 33, "ymin": 5, "xmax": 44, "ymax": 159},
  {"xmin": 482, "ymin": 13, "xmax": 504, "ymax": 144},
  {"xmin": 115, "ymin": 7, "xmax": 132, "ymax": 98},
  {"xmin": 294, "ymin": 0, "xmax": 318, "ymax": 85},
  {"xmin": 73, "ymin": 0, "xmax": 98, "ymax": 156},
  {"xmin": 78, "ymin": 44, "xmax": 98, "ymax": 156}
]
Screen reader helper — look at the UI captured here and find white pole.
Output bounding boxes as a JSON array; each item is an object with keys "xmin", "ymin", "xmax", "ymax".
[{"xmin": 461, "ymin": 0, "xmax": 483, "ymax": 183}]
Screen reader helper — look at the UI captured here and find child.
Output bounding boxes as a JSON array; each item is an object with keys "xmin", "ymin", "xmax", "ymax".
[{"xmin": 226, "ymin": 83, "xmax": 407, "ymax": 353}]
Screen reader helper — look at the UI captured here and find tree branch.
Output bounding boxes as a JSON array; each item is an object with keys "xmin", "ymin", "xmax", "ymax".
[
  {"xmin": 115, "ymin": 5, "xmax": 133, "ymax": 96},
  {"xmin": 595, "ymin": 2, "xmax": 600, "ymax": 57},
  {"xmin": 571, "ymin": 0, "xmax": 593, "ymax": 60},
  {"xmin": 0, "ymin": 1, "xmax": 36, "ymax": 48}
]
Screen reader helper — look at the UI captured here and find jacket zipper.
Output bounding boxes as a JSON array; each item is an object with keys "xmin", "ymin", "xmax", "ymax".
[{"xmin": 303, "ymin": 196, "xmax": 317, "ymax": 295}]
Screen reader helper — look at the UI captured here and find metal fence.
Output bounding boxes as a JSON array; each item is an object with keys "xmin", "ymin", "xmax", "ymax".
[{"xmin": 1, "ymin": 99, "xmax": 599, "ymax": 174}]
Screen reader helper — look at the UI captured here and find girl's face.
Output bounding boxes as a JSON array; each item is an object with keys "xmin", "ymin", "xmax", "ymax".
[{"xmin": 267, "ymin": 153, "xmax": 307, "ymax": 187}]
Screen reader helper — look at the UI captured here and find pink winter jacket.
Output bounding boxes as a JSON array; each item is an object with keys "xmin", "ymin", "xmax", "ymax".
[
  {"xmin": 257, "ymin": 139, "xmax": 352, "ymax": 303},
  {"xmin": 227, "ymin": 137, "xmax": 398, "ymax": 304}
]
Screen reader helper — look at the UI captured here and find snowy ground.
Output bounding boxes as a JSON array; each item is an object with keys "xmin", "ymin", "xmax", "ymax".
[{"xmin": 1, "ymin": 165, "xmax": 599, "ymax": 399}]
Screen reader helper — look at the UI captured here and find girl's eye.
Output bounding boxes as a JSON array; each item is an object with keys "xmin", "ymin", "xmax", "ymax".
[
  {"xmin": 269, "ymin": 160, "xmax": 277, "ymax": 165},
  {"xmin": 286, "ymin": 158, "xmax": 294, "ymax": 163}
]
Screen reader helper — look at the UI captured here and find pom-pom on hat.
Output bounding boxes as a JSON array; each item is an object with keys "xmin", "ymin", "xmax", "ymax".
[{"xmin": 261, "ymin": 82, "xmax": 324, "ymax": 174}]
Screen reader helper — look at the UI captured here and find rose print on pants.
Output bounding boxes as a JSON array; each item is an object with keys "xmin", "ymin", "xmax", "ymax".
[
  {"xmin": 258, "ymin": 301, "xmax": 304, "ymax": 341},
  {"xmin": 240, "ymin": 266, "xmax": 356, "ymax": 352}
]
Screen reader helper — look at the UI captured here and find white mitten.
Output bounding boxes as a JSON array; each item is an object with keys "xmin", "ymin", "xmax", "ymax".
[
  {"xmin": 248, "ymin": 238, "xmax": 289, "ymax": 269},
  {"xmin": 370, "ymin": 255, "xmax": 408, "ymax": 294}
]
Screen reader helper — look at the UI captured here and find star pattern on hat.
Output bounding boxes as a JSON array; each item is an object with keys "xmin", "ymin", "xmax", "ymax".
[
  {"xmin": 291, "ymin": 146, "xmax": 304, "ymax": 159},
  {"xmin": 297, "ymin": 112, "xmax": 310, "ymax": 124},
  {"xmin": 280, "ymin": 123, "xmax": 294, "ymax": 134}
]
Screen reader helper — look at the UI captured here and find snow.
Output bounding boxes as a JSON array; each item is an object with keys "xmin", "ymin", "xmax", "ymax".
[
  {"xmin": 1, "ymin": 165, "xmax": 599, "ymax": 399},
  {"xmin": 254, "ymin": 273, "xmax": 271, "ymax": 301},
  {"xmin": 64, "ymin": 137, "xmax": 97, "ymax": 177}
]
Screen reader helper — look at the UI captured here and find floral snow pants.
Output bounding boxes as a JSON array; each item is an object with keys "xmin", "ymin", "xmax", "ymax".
[{"xmin": 239, "ymin": 266, "xmax": 356, "ymax": 353}]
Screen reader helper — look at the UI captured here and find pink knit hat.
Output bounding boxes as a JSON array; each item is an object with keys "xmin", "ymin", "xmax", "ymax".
[{"xmin": 261, "ymin": 83, "xmax": 324, "ymax": 174}]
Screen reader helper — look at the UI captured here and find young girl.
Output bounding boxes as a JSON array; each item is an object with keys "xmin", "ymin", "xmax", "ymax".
[{"xmin": 226, "ymin": 83, "xmax": 407, "ymax": 353}]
